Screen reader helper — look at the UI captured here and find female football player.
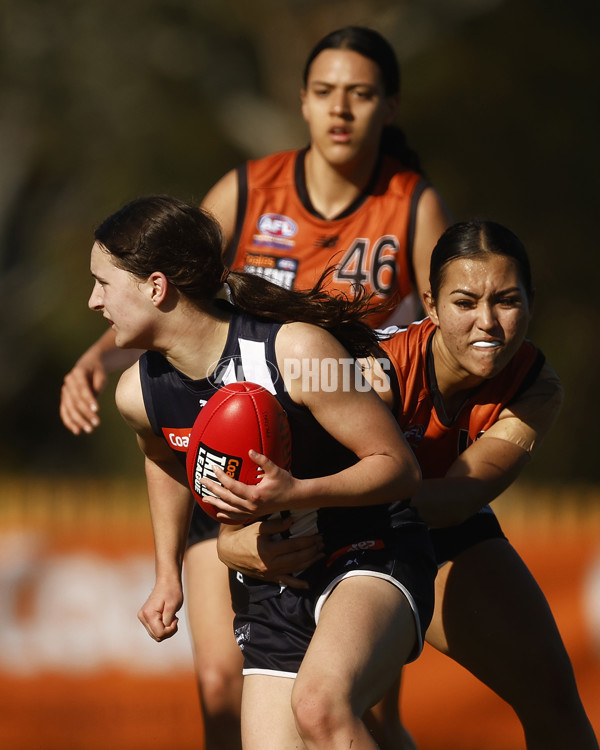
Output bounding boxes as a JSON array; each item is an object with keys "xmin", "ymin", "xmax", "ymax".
[
  {"xmin": 219, "ymin": 219, "xmax": 599, "ymax": 749},
  {"xmin": 60, "ymin": 26, "xmax": 450, "ymax": 749},
  {"xmin": 89, "ymin": 194, "xmax": 437, "ymax": 750}
]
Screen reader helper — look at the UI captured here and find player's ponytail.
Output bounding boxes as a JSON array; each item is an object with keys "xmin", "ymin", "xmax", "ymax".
[
  {"xmin": 94, "ymin": 196, "xmax": 385, "ymax": 359},
  {"xmin": 380, "ymin": 125, "xmax": 424, "ymax": 175},
  {"xmin": 226, "ymin": 267, "xmax": 387, "ymax": 358}
]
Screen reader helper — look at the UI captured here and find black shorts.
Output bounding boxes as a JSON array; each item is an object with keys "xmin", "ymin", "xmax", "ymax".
[
  {"xmin": 429, "ymin": 506, "xmax": 507, "ymax": 566},
  {"xmin": 187, "ymin": 502, "xmax": 220, "ymax": 547},
  {"xmin": 230, "ymin": 518, "xmax": 436, "ymax": 677}
]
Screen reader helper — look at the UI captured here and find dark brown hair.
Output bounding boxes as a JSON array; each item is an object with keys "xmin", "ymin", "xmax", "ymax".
[{"xmin": 429, "ymin": 219, "xmax": 534, "ymax": 303}]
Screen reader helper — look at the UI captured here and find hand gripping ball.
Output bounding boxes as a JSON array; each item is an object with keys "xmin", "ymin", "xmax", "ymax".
[{"xmin": 186, "ymin": 382, "xmax": 292, "ymax": 521}]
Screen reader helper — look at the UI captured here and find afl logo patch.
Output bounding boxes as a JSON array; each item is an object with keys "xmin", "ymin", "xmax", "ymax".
[{"xmin": 257, "ymin": 213, "xmax": 297, "ymax": 239}]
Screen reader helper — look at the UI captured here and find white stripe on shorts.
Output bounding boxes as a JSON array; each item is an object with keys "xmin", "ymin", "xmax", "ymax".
[{"xmin": 313, "ymin": 569, "xmax": 424, "ymax": 662}]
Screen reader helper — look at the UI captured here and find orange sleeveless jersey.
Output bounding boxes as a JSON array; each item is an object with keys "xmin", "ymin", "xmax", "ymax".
[
  {"xmin": 225, "ymin": 149, "xmax": 428, "ymax": 328},
  {"xmin": 380, "ymin": 318, "xmax": 544, "ymax": 478}
]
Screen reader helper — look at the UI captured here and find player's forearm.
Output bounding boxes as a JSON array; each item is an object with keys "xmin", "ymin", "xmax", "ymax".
[
  {"xmin": 415, "ymin": 380, "xmax": 562, "ymax": 528},
  {"xmin": 412, "ymin": 477, "xmax": 507, "ymax": 527},
  {"xmin": 295, "ymin": 454, "xmax": 421, "ymax": 510},
  {"xmin": 145, "ymin": 458, "xmax": 194, "ymax": 580},
  {"xmin": 82, "ymin": 327, "xmax": 143, "ymax": 373},
  {"xmin": 413, "ymin": 449, "xmax": 529, "ymax": 528}
]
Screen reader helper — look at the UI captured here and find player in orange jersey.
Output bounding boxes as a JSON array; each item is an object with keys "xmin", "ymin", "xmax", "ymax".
[
  {"xmin": 60, "ymin": 27, "xmax": 450, "ymax": 750},
  {"xmin": 220, "ymin": 219, "xmax": 599, "ymax": 749}
]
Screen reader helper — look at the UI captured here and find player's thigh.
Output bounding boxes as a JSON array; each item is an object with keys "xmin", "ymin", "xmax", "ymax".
[
  {"xmin": 297, "ymin": 575, "xmax": 416, "ymax": 714},
  {"xmin": 426, "ymin": 538, "xmax": 576, "ymax": 696},
  {"xmin": 241, "ymin": 674, "xmax": 300, "ymax": 750},
  {"xmin": 184, "ymin": 539, "xmax": 241, "ymax": 666}
]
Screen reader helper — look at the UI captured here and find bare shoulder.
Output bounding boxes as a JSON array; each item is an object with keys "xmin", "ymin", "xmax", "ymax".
[
  {"xmin": 412, "ymin": 186, "xmax": 453, "ymax": 297},
  {"xmin": 275, "ymin": 322, "xmax": 355, "ymax": 407},
  {"xmin": 484, "ymin": 361, "xmax": 563, "ymax": 452},
  {"xmin": 416, "ymin": 185, "xmax": 453, "ymax": 224},
  {"xmin": 537, "ymin": 360, "xmax": 563, "ymax": 396},
  {"xmin": 201, "ymin": 168, "xmax": 239, "ymax": 246},
  {"xmin": 276, "ymin": 321, "xmax": 347, "ymax": 359},
  {"xmin": 508, "ymin": 360, "xmax": 564, "ymax": 419},
  {"xmin": 115, "ymin": 360, "xmax": 150, "ymax": 433}
]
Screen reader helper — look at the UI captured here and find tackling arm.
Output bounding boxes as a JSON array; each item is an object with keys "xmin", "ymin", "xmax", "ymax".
[{"xmin": 413, "ymin": 363, "xmax": 564, "ymax": 527}]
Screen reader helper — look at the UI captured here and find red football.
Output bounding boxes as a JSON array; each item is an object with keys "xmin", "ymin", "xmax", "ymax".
[{"xmin": 186, "ymin": 382, "xmax": 292, "ymax": 521}]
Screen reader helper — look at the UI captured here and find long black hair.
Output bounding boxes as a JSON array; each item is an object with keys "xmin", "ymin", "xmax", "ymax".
[
  {"xmin": 302, "ymin": 26, "xmax": 423, "ymax": 174},
  {"xmin": 94, "ymin": 195, "xmax": 386, "ymax": 358},
  {"xmin": 429, "ymin": 219, "xmax": 534, "ymax": 303}
]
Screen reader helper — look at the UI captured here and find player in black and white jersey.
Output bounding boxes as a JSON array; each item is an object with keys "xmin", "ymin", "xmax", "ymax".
[{"xmin": 88, "ymin": 195, "xmax": 436, "ymax": 750}]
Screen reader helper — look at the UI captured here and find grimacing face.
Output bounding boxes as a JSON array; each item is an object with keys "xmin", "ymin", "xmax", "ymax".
[
  {"xmin": 425, "ymin": 254, "xmax": 532, "ymax": 385},
  {"xmin": 301, "ymin": 48, "xmax": 397, "ymax": 169}
]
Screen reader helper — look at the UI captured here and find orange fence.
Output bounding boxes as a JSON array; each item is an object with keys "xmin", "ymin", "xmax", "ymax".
[{"xmin": 0, "ymin": 477, "xmax": 599, "ymax": 749}]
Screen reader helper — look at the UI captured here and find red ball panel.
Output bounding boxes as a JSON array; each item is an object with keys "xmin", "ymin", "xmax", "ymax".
[{"xmin": 186, "ymin": 382, "xmax": 291, "ymax": 521}]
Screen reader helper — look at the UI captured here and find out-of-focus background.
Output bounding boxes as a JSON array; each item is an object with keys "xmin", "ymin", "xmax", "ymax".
[{"xmin": 1, "ymin": 0, "xmax": 598, "ymax": 748}]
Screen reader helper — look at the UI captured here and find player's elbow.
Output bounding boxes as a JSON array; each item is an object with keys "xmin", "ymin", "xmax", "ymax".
[{"xmin": 400, "ymin": 454, "xmax": 421, "ymax": 498}]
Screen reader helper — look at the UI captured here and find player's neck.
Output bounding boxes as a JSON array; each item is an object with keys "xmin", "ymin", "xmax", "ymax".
[
  {"xmin": 431, "ymin": 333, "xmax": 483, "ymax": 419},
  {"xmin": 304, "ymin": 147, "xmax": 378, "ymax": 219},
  {"xmin": 158, "ymin": 304, "xmax": 231, "ymax": 380}
]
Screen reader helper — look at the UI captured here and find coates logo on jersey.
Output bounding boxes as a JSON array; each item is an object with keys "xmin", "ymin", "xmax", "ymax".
[
  {"xmin": 403, "ymin": 424, "xmax": 425, "ymax": 445},
  {"xmin": 257, "ymin": 213, "xmax": 297, "ymax": 239},
  {"xmin": 163, "ymin": 427, "xmax": 192, "ymax": 452}
]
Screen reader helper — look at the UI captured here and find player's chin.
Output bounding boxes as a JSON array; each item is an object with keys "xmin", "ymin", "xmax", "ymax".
[
  {"xmin": 470, "ymin": 363, "xmax": 502, "ymax": 381},
  {"xmin": 113, "ymin": 331, "xmax": 132, "ymax": 348},
  {"xmin": 468, "ymin": 349, "xmax": 509, "ymax": 378}
]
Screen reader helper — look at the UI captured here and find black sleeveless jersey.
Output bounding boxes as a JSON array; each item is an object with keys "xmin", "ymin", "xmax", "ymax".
[{"xmin": 139, "ymin": 306, "xmax": 396, "ymax": 552}]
